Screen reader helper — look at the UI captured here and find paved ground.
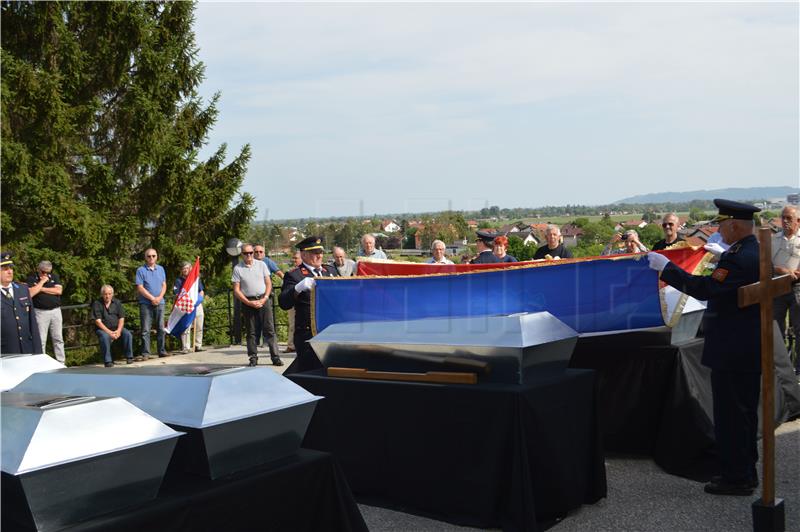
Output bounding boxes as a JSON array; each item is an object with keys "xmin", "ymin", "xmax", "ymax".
[{"xmin": 109, "ymin": 345, "xmax": 800, "ymax": 531}]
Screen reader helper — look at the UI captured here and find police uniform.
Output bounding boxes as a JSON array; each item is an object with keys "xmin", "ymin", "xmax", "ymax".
[
  {"xmin": 657, "ymin": 199, "xmax": 760, "ymax": 495},
  {"xmin": 470, "ymin": 231, "xmax": 501, "ymax": 264},
  {"xmin": 279, "ymin": 237, "xmax": 338, "ymax": 374},
  {"xmin": 1, "ymin": 253, "xmax": 44, "ymax": 355}
]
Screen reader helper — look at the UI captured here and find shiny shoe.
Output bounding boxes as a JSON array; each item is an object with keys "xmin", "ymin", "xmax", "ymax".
[
  {"xmin": 271, "ymin": 356, "xmax": 284, "ymax": 366},
  {"xmin": 711, "ymin": 475, "xmax": 758, "ymax": 489},
  {"xmin": 704, "ymin": 479, "xmax": 754, "ymax": 496},
  {"xmin": 248, "ymin": 357, "xmax": 258, "ymax": 367}
]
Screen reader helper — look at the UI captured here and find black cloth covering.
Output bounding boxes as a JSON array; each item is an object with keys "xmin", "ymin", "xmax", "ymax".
[
  {"xmin": 289, "ymin": 369, "xmax": 606, "ymax": 532},
  {"xmin": 43, "ymin": 449, "xmax": 367, "ymax": 532},
  {"xmin": 570, "ymin": 332, "xmax": 717, "ymax": 479},
  {"xmin": 569, "ymin": 327, "xmax": 800, "ymax": 480}
]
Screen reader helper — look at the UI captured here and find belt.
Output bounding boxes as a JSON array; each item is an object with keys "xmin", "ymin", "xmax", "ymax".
[{"xmin": 246, "ymin": 294, "xmax": 265, "ymax": 301}]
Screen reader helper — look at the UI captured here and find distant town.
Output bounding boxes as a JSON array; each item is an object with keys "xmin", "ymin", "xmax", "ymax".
[{"xmin": 250, "ymin": 192, "xmax": 799, "ymax": 262}]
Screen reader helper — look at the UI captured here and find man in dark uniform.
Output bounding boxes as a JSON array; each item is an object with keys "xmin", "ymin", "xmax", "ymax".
[
  {"xmin": 1, "ymin": 252, "xmax": 43, "ymax": 355},
  {"xmin": 648, "ymin": 199, "xmax": 760, "ymax": 496},
  {"xmin": 279, "ymin": 237, "xmax": 338, "ymax": 374},
  {"xmin": 470, "ymin": 230, "xmax": 501, "ymax": 264}
]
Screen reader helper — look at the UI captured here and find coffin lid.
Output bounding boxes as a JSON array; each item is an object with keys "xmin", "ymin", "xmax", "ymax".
[
  {"xmin": 1, "ymin": 392, "xmax": 181, "ymax": 475},
  {"xmin": 13, "ymin": 365, "xmax": 321, "ymax": 428},
  {"xmin": 0, "ymin": 354, "xmax": 65, "ymax": 392}
]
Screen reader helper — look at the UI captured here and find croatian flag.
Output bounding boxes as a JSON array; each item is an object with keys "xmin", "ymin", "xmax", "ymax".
[{"xmin": 166, "ymin": 258, "xmax": 203, "ymax": 337}]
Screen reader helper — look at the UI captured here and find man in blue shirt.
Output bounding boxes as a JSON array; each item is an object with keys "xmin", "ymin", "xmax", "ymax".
[
  {"xmin": 254, "ymin": 244, "xmax": 283, "ymax": 362},
  {"xmin": 135, "ymin": 248, "xmax": 168, "ymax": 359}
]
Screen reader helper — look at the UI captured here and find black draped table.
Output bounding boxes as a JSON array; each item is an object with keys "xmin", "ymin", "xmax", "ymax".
[
  {"xmin": 289, "ymin": 368, "xmax": 606, "ymax": 532},
  {"xmin": 3, "ymin": 449, "xmax": 367, "ymax": 532},
  {"xmin": 569, "ymin": 333, "xmax": 716, "ymax": 479}
]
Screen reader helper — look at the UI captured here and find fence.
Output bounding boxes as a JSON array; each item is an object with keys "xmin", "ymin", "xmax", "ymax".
[{"xmin": 55, "ymin": 286, "xmax": 289, "ymax": 366}]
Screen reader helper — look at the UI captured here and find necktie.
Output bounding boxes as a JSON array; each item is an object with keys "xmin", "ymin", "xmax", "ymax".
[
  {"xmin": 2, "ymin": 287, "xmax": 11, "ymax": 299},
  {"xmin": 314, "ymin": 268, "xmax": 321, "ymax": 277}
]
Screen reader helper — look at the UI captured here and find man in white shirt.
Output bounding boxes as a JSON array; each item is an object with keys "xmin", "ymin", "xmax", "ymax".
[
  {"xmin": 425, "ymin": 240, "xmax": 454, "ymax": 264},
  {"xmin": 772, "ymin": 205, "xmax": 800, "ymax": 372}
]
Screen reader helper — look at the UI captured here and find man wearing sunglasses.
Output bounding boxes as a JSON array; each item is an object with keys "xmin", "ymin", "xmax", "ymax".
[
  {"xmin": 136, "ymin": 248, "xmax": 168, "ymax": 360},
  {"xmin": 232, "ymin": 243, "xmax": 277, "ymax": 367},
  {"xmin": 652, "ymin": 213, "xmax": 685, "ymax": 251}
]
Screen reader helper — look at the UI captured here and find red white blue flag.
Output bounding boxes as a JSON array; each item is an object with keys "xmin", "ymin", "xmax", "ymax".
[{"xmin": 166, "ymin": 258, "xmax": 203, "ymax": 337}]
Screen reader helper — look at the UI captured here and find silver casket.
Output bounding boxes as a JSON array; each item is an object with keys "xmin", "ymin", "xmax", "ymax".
[
  {"xmin": 14, "ymin": 365, "xmax": 322, "ymax": 479},
  {"xmin": 310, "ymin": 311, "xmax": 579, "ymax": 384},
  {"xmin": 0, "ymin": 354, "xmax": 64, "ymax": 391},
  {"xmin": 1, "ymin": 392, "xmax": 181, "ymax": 532}
]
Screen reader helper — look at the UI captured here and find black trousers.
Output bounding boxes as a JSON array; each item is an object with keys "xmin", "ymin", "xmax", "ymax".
[
  {"xmin": 284, "ymin": 328, "xmax": 322, "ymax": 375},
  {"xmin": 256, "ymin": 295, "xmax": 280, "ymax": 358},
  {"xmin": 710, "ymin": 370, "xmax": 760, "ymax": 482},
  {"xmin": 241, "ymin": 303, "xmax": 261, "ymax": 359}
]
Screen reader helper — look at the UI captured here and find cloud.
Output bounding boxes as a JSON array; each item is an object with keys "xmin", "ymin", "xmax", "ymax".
[{"xmin": 193, "ymin": 2, "xmax": 798, "ymax": 219}]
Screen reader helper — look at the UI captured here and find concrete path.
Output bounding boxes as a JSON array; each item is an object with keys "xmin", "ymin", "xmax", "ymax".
[{"xmin": 107, "ymin": 345, "xmax": 800, "ymax": 531}]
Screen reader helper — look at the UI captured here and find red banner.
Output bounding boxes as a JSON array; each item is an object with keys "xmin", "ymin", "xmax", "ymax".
[{"xmin": 356, "ymin": 246, "xmax": 709, "ymax": 277}]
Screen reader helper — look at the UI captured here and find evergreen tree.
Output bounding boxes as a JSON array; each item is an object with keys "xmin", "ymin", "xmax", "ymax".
[{"xmin": 1, "ymin": 1, "xmax": 255, "ymax": 302}]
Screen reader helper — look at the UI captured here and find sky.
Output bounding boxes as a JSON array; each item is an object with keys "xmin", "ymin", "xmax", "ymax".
[{"xmin": 193, "ymin": 2, "xmax": 799, "ymax": 220}]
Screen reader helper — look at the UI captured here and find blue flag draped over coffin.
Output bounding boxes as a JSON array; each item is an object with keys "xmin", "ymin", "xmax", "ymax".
[{"xmin": 313, "ymin": 254, "xmax": 667, "ymax": 335}]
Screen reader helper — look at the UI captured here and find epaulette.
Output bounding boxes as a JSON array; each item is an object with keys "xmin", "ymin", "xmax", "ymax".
[{"xmin": 299, "ymin": 267, "xmax": 309, "ymax": 276}]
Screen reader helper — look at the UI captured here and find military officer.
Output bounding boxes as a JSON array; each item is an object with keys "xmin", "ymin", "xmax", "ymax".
[
  {"xmin": 647, "ymin": 199, "xmax": 760, "ymax": 496},
  {"xmin": 470, "ymin": 230, "xmax": 501, "ymax": 264},
  {"xmin": 1, "ymin": 252, "xmax": 44, "ymax": 355},
  {"xmin": 279, "ymin": 237, "xmax": 339, "ymax": 374}
]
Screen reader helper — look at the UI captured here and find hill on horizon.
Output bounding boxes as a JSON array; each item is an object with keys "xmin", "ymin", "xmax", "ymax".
[{"xmin": 615, "ymin": 186, "xmax": 798, "ymax": 204}]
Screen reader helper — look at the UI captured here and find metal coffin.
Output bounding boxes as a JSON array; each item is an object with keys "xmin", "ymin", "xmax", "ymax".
[
  {"xmin": 0, "ymin": 354, "xmax": 64, "ymax": 392},
  {"xmin": 1, "ymin": 392, "xmax": 181, "ymax": 532},
  {"xmin": 13, "ymin": 365, "xmax": 322, "ymax": 479},
  {"xmin": 310, "ymin": 311, "xmax": 579, "ymax": 384}
]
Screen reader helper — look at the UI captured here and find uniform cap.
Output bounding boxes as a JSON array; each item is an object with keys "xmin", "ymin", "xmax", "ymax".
[
  {"xmin": 711, "ymin": 199, "xmax": 761, "ymax": 222},
  {"xmin": 0, "ymin": 252, "xmax": 14, "ymax": 268},
  {"xmin": 296, "ymin": 236, "xmax": 326, "ymax": 252},
  {"xmin": 475, "ymin": 230, "xmax": 495, "ymax": 246}
]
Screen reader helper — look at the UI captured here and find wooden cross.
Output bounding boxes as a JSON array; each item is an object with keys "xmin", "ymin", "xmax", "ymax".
[{"xmin": 738, "ymin": 226, "xmax": 792, "ymax": 508}]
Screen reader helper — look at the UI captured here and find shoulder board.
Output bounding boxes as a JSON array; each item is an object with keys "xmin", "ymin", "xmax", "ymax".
[{"xmin": 300, "ymin": 268, "xmax": 309, "ymax": 275}]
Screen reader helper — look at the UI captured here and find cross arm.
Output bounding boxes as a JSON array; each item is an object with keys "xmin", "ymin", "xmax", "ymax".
[{"xmin": 738, "ymin": 274, "xmax": 792, "ymax": 309}]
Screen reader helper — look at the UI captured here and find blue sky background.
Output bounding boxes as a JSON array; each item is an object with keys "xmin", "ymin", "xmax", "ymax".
[{"xmin": 193, "ymin": 2, "xmax": 799, "ymax": 220}]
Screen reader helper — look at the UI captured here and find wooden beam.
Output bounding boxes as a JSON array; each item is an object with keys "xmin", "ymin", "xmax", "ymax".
[
  {"xmin": 327, "ymin": 367, "xmax": 478, "ymax": 385},
  {"xmin": 739, "ymin": 275, "xmax": 792, "ymax": 309}
]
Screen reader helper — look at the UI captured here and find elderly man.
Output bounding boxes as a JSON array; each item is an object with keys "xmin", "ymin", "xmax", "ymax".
[
  {"xmin": 359, "ymin": 234, "xmax": 387, "ymax": 260},
  {"xmin": 232, "ymin": 243, "xmax": 280, "ymax": 367},
  {"xmin": 26, "ymin": 260, "xmax": 65, "ymax": 362},
  {"xmin": 253, "ymin": 244, "xmax": 283, "ymax": 358},
  {"xmin": 92, "ymin": 285, "xmax": 134, "ymax": 367},
  {"xmin": 652, "ymin": 213, "xmax": 685, "ymax": 250},
  {"xmin": 136, "ymin": 248, "xmax": 168, "ymax": 359},
  {"xmin": 1, "ymin": 252, "xmax": 42, "ymax": 355},
  {"xmin": 772, "ymin": 205, "xmax": 800, "ymax": 373},
  {"xmin": 470, "ymin": 231, "xmax": 501, "ymax": 264},
  {"xmin": 426, "ymin": 240, "xmax": 454, "ymax": 264},
  {"xmin": 279, "ymin": 236, "xmax": 338, "ymax": 374},
  {"xmin": 648, "ymin": 199, "xmax": 760, "ymax": 496},
  {"xmin": 601, "ymin": 229, "xmax": 648, "ymax": 256},
  {"xmin": 330, "ymin": 246, "xmax": 356, "ymax": 276},
  {"xmin": 534, "ymin": 225, "xmax": 573, "ymax": 260}
]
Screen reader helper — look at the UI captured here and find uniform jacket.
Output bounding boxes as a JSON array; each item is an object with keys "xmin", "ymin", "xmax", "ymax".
[
  {"xmin": 660, "ymin": 234, "xmax": 759, "ymax": 372},
  {"xmin": 278, "ymin": 264, "xmax": 339, "ymax": 331},
  {"xmin": 470, "ymin": 250, "xmax": 501, "ymax": 264},
  {"xmin": 1, "ymin": 282, "xmax": 43, "ymax": 354}
]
